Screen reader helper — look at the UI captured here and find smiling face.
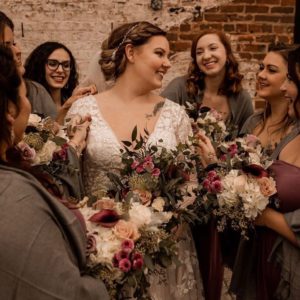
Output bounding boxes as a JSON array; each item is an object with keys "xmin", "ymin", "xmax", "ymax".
[
  {"xmin": 45, "ymin": 48, "xmax": 71, "ymax": 91},
  {"xmin": 257, "ymin": 51, "xmax": 287, "ymax": 101},
  {"xmin": 130, "ymin": 35, "xmax": 171, "ymax": 90},
  {"xmin": 2, "ymin": 25, "xmax": 24, "ymax": 74},
  {"xmin": 195, "ymin": 33, "xmax": 227, "ymax": 78}
]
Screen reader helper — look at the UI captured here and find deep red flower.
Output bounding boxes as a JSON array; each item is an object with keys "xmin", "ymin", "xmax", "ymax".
[
  {"xmin": 89, "ymin": 209, "xmax": 120, "ymax": 228},
  {"xmin": 242, "ymin": 164, "xmax": 268, "ymax": 178}
]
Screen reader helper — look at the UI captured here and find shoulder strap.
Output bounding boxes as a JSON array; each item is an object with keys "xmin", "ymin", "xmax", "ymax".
[{"xmin": 271, "ymin": 123, "xmax": 300, "ymax": 159}]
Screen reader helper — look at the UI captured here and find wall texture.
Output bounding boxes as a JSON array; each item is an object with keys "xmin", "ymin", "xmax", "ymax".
[{"xmin": 0, "ymin": 0, "xmax": 295, "ymax": 103}]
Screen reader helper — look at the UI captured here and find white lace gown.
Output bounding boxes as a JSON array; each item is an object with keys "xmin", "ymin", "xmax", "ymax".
[{"xmin": 67, "ymin": 95, "xmax": 204, "ymax": 299}]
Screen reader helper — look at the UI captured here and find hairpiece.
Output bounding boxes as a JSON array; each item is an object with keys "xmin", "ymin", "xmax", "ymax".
[{"xmin": 111, "ymin": 23, "xmax": 140, "ymax": 61}]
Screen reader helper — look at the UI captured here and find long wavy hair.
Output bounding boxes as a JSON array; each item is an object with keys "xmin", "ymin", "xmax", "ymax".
[
  {"xmin": 287, "ymin": 45, "xmax": 300, "ymax": 119},
  {"xmin": 186, "ymin": 29, "xmax": 243, "ymax": 99},
  {"xmin": 0, "ymin": 45, "xmax": 21, "ymax": 161},
  {"xmin": 100, "ymin": 21, "xmax": 166, "ymax": 81},
  {"xmin": 256, "ymin": 43, "xmax": 294, "ymax": 138},
  {"xmin": 24, "ymin": 41, "xmax": 78, "ymax": 101}
]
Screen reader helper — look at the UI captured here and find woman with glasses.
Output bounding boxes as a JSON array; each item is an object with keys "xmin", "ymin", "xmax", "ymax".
[{"xmin": 24, "ymin": 42, "xmax": 97, "ymax": 124}]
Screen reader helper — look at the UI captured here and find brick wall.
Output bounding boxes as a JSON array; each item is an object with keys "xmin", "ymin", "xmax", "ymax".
[{"xmin": 0, "ymin": 0, "xmax": 295, "ymax": 104}]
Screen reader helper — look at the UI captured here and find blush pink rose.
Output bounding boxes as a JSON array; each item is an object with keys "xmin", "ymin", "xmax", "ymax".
[
  {"xmin": 133, "ymin": 189, "xmax": 152, "ymax": 206},
  {"xmin": 92, "ymin": 197, "xmax": 116, "ymax": 210},
  {"xmin": 258, "ymin": 177, "xmax": 277, "ymax": 197},
  {"xmin": 114, "ymin": 220, "xmax": 140, "ymax": 240}
]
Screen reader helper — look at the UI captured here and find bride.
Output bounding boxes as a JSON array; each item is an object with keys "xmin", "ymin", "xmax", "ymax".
[{"xmin": 67, "ymin": 21, "xmax": 204, "ymax": 299}]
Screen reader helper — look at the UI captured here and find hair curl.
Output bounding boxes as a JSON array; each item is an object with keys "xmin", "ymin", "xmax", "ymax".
[
  {"xmin": 0, "ymin": 45, "xmax": 21, "ymax": 160},
  {"xmin": 186, "ymin": 29, "xmax": 243, "ymax": 98},
  {"xmin": 287, "ymin": 45, "xmax": 300, "ymax": 119},
  {"xmin": 99, "ymin": 21, "xmax": 166, "ymax": 81},
  {"xmin": 24, "ymin": 41, "xmax": 78, "ymax": 101}
]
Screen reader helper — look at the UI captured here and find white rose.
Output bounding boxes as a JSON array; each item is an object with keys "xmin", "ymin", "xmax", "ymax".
[
  {"xmin": 34, "ymin": 140, "xmax": 59, "ymax": 164},
  {"xmin": 151, "ymin": 211, "xmax": 173, "ymax": 225},
  {"xmin": 129, "ymin": 203, "xmax": 152, "ymax": 227},
  {"xmin": 152, "ymin": 197, "xmax": 165, "ymax": 212},
  {"xmin": 233, "ymin": 175, "xmax": 248, "ymax": 193},
  {"xmin": 28, "ymin": 114, "xmax": 42, "ymax": 127}
]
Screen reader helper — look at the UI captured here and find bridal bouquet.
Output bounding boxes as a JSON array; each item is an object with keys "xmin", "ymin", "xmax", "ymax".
[
  {"xmin": 198, "ymin": 134, "xmax": 276, "ymax": 237},
  {"xmin": 108, "ymin": 126, "xmax": 199, "ymax": 231},
  {"xmin": 81, "ymin": 195, "xmax": 177, "ymax": 300},
  {"xmin": 17, "ymin": 114, "xmax": 68, "ymax": 165}
]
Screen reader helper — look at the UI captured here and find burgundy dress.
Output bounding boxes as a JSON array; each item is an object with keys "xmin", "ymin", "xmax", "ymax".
[{"xmin": 256, "ymin": 160, "xmax": 300, "ymax": 299}]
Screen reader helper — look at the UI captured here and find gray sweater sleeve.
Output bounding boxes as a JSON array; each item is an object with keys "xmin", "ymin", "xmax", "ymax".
[
  {"xmin": 0, "ymin": 166, "xmax": 109, "ymax": 300},
  {"xmin": 161, "ymin": 76, "xmax": 190, "ymax": 105}
]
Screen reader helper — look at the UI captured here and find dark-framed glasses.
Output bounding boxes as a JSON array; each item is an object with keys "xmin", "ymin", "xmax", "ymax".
[{"xmin": 46, "ymin": 59, "xmax": 71, "ymax": 71}]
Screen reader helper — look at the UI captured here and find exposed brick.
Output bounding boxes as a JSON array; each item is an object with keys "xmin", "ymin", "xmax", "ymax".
[
  {"xmin": 232, "ymin": 0, "xmax": 254, "ymax": 3},
  {"xmin": 223, "ymin": 24, "xmax": 235, "ymax": 32},
  {"xmin": 227, "ymin": 14, "xmax": 253, "ymax": 21},
  {"xmin": 220, "ymin": 5, "xmax": 244, "ymax": 13},
  {"xmin": 253, "ymin": 53, "xmax": 267, "ymax": 60},
  {"xmin": 173, "ymin": 41, "xmax": 192, "ymax": 51},
  {"xmin": 256, "ymin": 34, "xmax": 276, "ymax": 42},
  {"xmin": 199, "ymin": 23, "xmax": 223, "ymax": 31},
  {"xmin": 277, "ymin": 35, "xmax": 290, "ymax": 43},
  {"xmin": 281, "ymin": 16, "xmax": 295, "ymax": 23},
  {"xmin": 255, "ymin": 15, "xmax": 281, "ymax": 22},
  {"xmin": 239, "ymin": 52, "xmax": 252, "ymax": 59},
  {"xmin": 238, "ymin": 35, "xmax": 254, "ymax": 42},
  {"xmin": 245, "ymin": 5, "xmax": 269, "ymax": 13},
  {"xmin": 179, "ymin": 33, "xmax": 199, "ymax": 41},
  {"xmin": 180, "ymin": 23, "xmax": 191, "ymax": 32},
  {"xmin": 204, "ymin": 13, "xmax": 228, "ymax": 22},
  {"xmin": 205, "ymin": 7, "xmax": 219, "ymax": 13},
  {"xmin": 166, "ymin": 32, "xmax": 178, "ymax": 41},
  {"xmin": 273, "ymin": 25, "xmax": 294, "ymax": 33},
  {"xmin": 271, "ymin": 6, "xmax": 294, "ymax": 13},
  {"xmin": 281, "ymin": 0, "xmax": 295, "ymax": 5},
  {"xmin": 256, "ymin": 0, "xmax": 280, "ymax": 3},
  {"xmin": 248, "ymin": 24, "xmax": 273, "ymax": 33},
  {"xmin": 236, "ymin": 24, "xmax": 248, "ymax": 33},
  {"xmin": 242, "ymin": 44, "xmax": 266, "ymax": 52}
]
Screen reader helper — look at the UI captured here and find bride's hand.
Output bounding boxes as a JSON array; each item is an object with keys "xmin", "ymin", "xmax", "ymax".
[
  {"xmin": 68, "ymin": 114, "xmax": 92, "ymax": 156},
  {"xmin": 195, "ymin": 132, "xmax": 218, "ymax": 168}
]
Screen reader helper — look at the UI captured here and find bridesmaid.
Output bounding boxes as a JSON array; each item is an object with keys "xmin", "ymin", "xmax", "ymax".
[
  {"xmin": 162, "ymin": 29, "xmax": 253, "ymax": 300},
  {"xmin": 230, "ymin": 45, "xmax": 300, "ymax": 299}
]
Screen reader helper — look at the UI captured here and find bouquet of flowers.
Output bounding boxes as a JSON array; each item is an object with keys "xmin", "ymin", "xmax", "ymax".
[
  {"xmin": 108, "ymin": 126, "xmax": 199, "ymax": 230},
  {"xmin": 81, "ymin": 127, "xmax": 199, "ymax": 298},
  {"xmin": 185, "ymin": 103, "xmax": 237, "ymax": 144},
  {"xmin": 17, "ymin": 114, "xmax": 68, "ymax": 165},
  {"xmin": 197, "ymin": 134, "xmax": 277, "ymax": 237},
  {"xmin": 81, "ymin": 194, "xmax": 177, "ymax": 299}
]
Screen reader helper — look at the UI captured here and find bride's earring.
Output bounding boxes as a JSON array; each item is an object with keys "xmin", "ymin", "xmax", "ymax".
[{"xmin": 10, "ymin": 128, "xmax": 15, "ymax": 145}]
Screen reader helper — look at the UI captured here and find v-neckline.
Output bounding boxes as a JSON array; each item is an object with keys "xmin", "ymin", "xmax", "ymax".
[{"xmin": 91, "ymin": 95, "xmax": 168, "ymax": 148}]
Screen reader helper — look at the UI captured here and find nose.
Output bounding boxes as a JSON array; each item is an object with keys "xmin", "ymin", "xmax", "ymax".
[
  {"xmin": 202, "ymin": 49, "xmax": 211, "ymax": 60},
  {"xmin": 163, "ymin": 57, "xmax": 171, "ymax": 69},
  {"xmin": 56, "ymin": 64, "xmax": 64, "ymax": 72},
  {"xmin": 280, "ymin": 78, "xmax": 288, "ymax": 92},
  {"xmin": 257, "ymin": 68, "xmax": 266, "ymax": 80}
]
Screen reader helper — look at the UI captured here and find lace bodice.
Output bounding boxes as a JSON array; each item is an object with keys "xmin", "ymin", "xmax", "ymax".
[
  {"xmin": 67, "ymin": 95, "xmax": 192, "ymax": 197},
  {"xmin": 67, "ymin": 95, "xmax": 203, "ymax": 299}
]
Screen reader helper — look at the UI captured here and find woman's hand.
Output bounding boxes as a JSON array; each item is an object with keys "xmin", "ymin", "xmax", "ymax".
[
  {"xmin": 255, "ymin": 207, "xmax": 299, "ymax": 246},
  {"xmin": 72, "ymin": 84, "xmax": 97, "ymax": 97},
  {"xmin": 68, "ymin": 114, "xmax": 92, "ymax": 157},
  {"xmin": 195, "ymin": 131, "xmax": 218, "ymax": 168}
]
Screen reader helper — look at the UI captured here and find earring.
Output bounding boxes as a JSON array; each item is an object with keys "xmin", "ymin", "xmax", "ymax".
[{"xmin": 10, "ymin": 128, "xmax": 15, "ymax": 145}]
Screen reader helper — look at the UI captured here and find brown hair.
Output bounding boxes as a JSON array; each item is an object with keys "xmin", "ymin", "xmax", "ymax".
[
  {"xmin": 0, "ymin": 45, "xmax": 21, "ymax": 160},
  {"xmin": 256, "ymin": 43, "xmax": 294, "ymax": 138},
  {"xmin": 99, "ymin": 21, "xmax": 166, "ymax": 81},
  {"xmin": 186, "ymin": 29, "xmax": 243, "ymax": 99}
]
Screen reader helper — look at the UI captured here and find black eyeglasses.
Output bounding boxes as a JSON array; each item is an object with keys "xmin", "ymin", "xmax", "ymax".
[{"xmin": 46, "ymin": 59, "xmax": 71, "ymax": 71}]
